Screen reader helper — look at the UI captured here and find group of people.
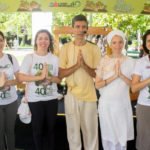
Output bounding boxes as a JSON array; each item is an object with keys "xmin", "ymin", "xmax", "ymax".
[{"xmin": 0, "ymin": 14, "xmax": 150, "ymax": 150}]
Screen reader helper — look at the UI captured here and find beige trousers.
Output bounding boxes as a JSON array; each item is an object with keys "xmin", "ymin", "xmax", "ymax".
[{"xmin": 65, "ymin": 92, "xmax": 99, "ymax": 150}]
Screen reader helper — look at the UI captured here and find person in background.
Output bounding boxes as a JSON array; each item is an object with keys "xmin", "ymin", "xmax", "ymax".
[
  {"xmin": 13, "ymin": 37, "xmax": 18, "ymax": 51},
  {"xmin": 59, "ymin": 14, "xmax": 101, "ymax": 150},
  {"xmin": 131, "ymin": 29, "xmax": 150, "ymax": 150},
  {"xmin": 18, "ymin": 29, "xmax": 61, "ymax": 150},
  {"xmin": 95, "ymin": 30, "xmax": 135, "ymax": 150},
  {"xmin": 0, "ymin": 31, "xmax": 20, "ymax": 150},
  {"xmin": 139, "ymin": 45, "xmax": 146, "ymax": 58}
]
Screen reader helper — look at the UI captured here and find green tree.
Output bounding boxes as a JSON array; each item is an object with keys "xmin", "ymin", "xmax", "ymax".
[
  {"xmin": 53, "ymin": 12, "xmax": 150, "ymax": 39},
  {"xmin": 92, "ymin": 13, "xmax": 150, "ymax": 35},
  {"xmin": 0, "ymin": 12, "xmax": 32, "ymax": 45}
]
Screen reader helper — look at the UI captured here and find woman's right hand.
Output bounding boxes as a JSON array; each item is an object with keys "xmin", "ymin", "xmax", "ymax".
[
  {"xmin": 39, "ymin": 62, "xmax": 47, "ymax": 80},
  {"xmin": 114, "ymin": 60, "xmax": 120, "ymax": 78}
]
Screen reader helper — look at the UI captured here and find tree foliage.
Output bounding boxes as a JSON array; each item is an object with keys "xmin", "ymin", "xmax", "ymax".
[
  {"xmin": 53, "ymin": 12, "xmax": 150, "ymax": 39},
  {"xmin": 52, "ymin": 12, "xmax": 89, "ymax": 27},
  {"xmin": 0, "ymin": 12, "xmax": 149, "ymax": 45},
  {"xmin": 0, "ymin": 12, "xmax": 32, "ymax": 39}
]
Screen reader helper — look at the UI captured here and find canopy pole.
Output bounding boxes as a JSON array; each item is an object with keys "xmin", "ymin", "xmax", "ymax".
[{"xmin": 88, "ymin": 13, "xmax": 93, "ymax": 41}]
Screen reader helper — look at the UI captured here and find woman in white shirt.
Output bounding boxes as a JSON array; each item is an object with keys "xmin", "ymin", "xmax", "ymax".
[
  {"xmin": 131, "ymin": 29, "xmax": 150, "ymax": 150},
  {"xmin": 18, "ymin": 29, "xmax": 61, "ymax": 150},
  {"xmin": 0, "ymin": 31, "xmax": 20, "ymax": 150},
  {"xmin": 95, "ymin": 30, "xmax": 135, "ymax": 150}
]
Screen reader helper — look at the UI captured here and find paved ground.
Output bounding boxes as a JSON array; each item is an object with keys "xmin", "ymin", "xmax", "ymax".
[{"xmin": 5, "ymin": 49, "xmax": 33, "ymax": 56}]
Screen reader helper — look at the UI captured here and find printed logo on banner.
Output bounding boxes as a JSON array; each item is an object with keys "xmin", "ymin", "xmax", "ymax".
[
  {"xmin": 0, "ymin": 2, "xmax": 9, "ymax": 11},
  {"xmin": 49, "ymin": 1, "xmax": 81, "ymax": 8},
  {"xmin": 45, "ymin": 0, "xmax": 86, "ymax": 12},
  {"xmin": 141, "ymin": 0, "xmax": 150, "ymax": 14},
  {"xmin": 83, "ymin": 0, "xmax": 107, "ymax": 12},
  {"xmin": 114, "ymin": 0, "xmax": 133, "ymax": 13},
  {"xmin": 17, "ymin": 0, "xmax": 41, "ymax": 11}
]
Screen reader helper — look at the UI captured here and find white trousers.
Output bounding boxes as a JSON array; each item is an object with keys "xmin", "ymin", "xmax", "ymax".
[
  {"xmin": 65, "ymin": 92, "xmax": 99, "ymax": 150},
  {"xmin": 102, "ymin": 139, "xmax": 126, "ymax": 150}
]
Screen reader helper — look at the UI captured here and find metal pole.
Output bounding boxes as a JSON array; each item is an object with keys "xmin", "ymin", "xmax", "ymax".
[{"xmin": 89, "ymin": 13, "xmax": 93, "ymax": 27}]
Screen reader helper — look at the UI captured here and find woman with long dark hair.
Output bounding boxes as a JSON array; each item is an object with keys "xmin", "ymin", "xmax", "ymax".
[{"xmin": 18, "ymin": 29, "xmax": 61, "ymax": 150}]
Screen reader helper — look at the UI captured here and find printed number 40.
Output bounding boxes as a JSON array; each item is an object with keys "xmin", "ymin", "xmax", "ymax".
[{"xmin": 35, "ymin": 88, "xmax": 46, "ymax": 95}]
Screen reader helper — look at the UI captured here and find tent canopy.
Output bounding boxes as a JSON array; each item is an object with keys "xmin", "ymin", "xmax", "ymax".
[{"xmin": 0, "ymin": 0, "xmax": 150, "ymax": 15}]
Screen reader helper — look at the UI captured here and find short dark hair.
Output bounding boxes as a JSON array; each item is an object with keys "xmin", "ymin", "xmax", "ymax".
[
  {"xmin": 142, "ymin": 29, "xmax": 150, "ymax": 54},
  {"xmin": 72, "ymin": 14, "xmax": 88, "ymax": 28},
  {"xmin": 34, "ymin": 29, "xmax": 54, "ymax": 53},
  {"xmin": 0, "ymin": 31, "xmax": 5, "ymax": 40}
]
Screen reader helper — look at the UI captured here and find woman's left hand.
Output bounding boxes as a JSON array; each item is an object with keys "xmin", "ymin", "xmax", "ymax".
[
  {"xmin": 118, "ymin": 61, "xmax": 124, "ymax": 78},
  {"xmin": 46, "ymin": 72, "xmax": 52, "ymax": 82},
  {"xmin": 39, "ymin": 62, "xmax": 47, "ymax": 80}
]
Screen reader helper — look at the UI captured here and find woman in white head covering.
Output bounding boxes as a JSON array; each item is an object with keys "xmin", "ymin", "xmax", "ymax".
[{"xmin": 95, "ymin": 30, "xmax": 135, "ymax": 150}]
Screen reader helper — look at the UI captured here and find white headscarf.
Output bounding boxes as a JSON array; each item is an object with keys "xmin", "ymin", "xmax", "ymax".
[{"xmin": 107, "ymin": 30, "xmax": 126, "ymax": 47}]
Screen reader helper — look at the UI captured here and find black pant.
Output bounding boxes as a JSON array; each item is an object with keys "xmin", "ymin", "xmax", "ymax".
[
  {"xmin": 0, "ymin": 100, "xmax": 18, "ymax": 150},
  {"xmin": 28, "ymin": 99, "xmax": 58, "ymax": 150}
]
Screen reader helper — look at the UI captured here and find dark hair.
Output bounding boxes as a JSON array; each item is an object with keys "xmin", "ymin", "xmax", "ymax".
[
  {"xmin": 142, "ymin": 29, "xmax": 150, "ymax": 54},
  {"xmin": 34, "ymin": 29, "xmax": 54, "ymax": 53},
  {"xmin": 72, "ymin": 14, "xmax": 88, "ymax": 28},
  {"xmin": 0, "ymin": 31, "xmax": 5, "ymax": 40}
]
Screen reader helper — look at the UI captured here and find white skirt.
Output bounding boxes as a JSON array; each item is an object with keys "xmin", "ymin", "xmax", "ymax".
[
  {"xmin": 99, "ymin": 97, "xmax": 134, "ymax": 147},
  {"xmin": 102, "ymin": 139, "xmax": 126, "ymax": 150}
]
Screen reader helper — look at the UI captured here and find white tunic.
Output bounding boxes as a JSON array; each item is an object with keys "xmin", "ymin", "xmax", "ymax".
[{"xmin": 97, "ymin": 55, "xmax": 135, "ymax": 146}]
